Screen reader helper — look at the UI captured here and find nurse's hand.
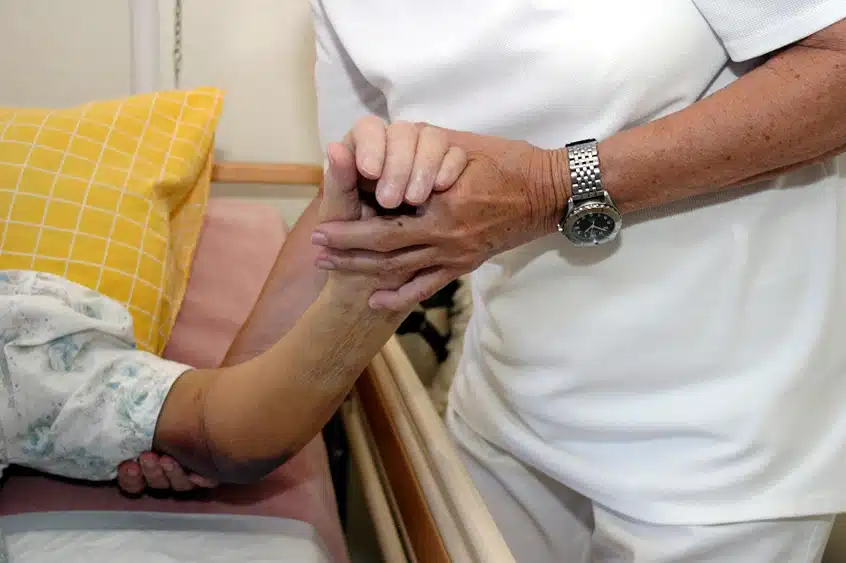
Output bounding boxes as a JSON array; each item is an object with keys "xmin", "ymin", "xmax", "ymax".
[
  {"xmin": 312, "ymin": 127, "xmax": 569, "ymax": 311},
  {"xmin": 117, "ymin": 454, "xmax": 218, "ymax": 495},
  {"xmin": 338, "ymin": 116, "xmax": 467, "ymax": 208}
]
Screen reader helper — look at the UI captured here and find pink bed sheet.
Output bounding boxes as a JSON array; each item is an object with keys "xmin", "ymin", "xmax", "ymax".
[
  {"xmin": 0, "ymin": 199, "xmax": 350, "ymax": 563},
  {"xmin": 0, "ymin": 440, "xmax": 348, "ymax": 563},
  {"xmin": 163, "ymin": 199, "xmax": 286, "ymax": 368}
]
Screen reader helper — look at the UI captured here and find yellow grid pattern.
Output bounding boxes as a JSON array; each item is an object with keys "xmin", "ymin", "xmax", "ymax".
[{"xmin": 0, "ymin": 87, "xmax": 224, "ymax": 354}]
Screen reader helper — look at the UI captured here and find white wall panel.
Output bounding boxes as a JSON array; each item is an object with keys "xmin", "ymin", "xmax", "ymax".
[{"xmin": 0, "ymin": 0, "xmax": 132, "ymax": 106}]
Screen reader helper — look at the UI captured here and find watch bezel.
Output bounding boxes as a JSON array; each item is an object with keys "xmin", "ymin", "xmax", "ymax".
[{"xmin": 559, "ymin": 198, "xmax": 622, "ymax": 247}]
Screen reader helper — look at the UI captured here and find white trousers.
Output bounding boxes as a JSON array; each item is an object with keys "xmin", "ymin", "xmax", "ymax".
[{"xmin": 446, "ymin": 408, "xmax": 835, "ymax": 563}]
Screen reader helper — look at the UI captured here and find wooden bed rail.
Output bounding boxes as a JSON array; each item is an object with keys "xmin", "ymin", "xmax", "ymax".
[
  {"xmin": 354, "ymin": 338, "xmax": 517, "ymax": 563},
  {"xmin": 211, "ymin": 161, "xmax": 323, "ymax": 185}
]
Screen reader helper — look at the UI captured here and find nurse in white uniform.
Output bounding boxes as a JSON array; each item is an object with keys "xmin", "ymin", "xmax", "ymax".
[{"xmin": 309, "ymin": 1, "xmax": 846, "ymax": 561}]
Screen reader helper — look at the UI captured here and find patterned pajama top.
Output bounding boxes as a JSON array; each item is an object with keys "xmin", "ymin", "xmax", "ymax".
[{"xmin": 0, "ymin": 270, "xmax": 190, "ymax": 561}]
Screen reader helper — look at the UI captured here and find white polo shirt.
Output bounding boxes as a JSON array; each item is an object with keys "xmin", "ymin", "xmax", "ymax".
[{"xmin": 312, "ymin": 0, "xmax": 846, "ymax": 525}]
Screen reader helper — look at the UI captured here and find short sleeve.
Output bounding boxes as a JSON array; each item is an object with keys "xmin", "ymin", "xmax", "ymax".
[
  {"xmin": 310, "ymin": 0, "xmax": 389, "ymax": 151},
  {"xmin": 0, "ymin": 270, "xmax": 191, "ymax": 481},
  {"xmin": 691, "ymin": 0, "xmax": 846, "ymax": 61}
]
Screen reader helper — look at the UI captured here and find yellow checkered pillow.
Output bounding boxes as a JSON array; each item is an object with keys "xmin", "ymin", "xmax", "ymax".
[{"xmin": 0, "ymin": 87, "xmax": 224, "ymax": 354}]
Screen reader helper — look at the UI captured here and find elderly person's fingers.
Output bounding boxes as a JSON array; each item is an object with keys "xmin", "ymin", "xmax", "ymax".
[
  {"xmin": 117, "ymin": 460, "xmax": 146, "ymax": 495},
  {"xmin": 138, "ymin": 452, "xmax": 171, "ymax": 489},
  {"xmin": 343, "ymin": 117, "xmax": 469, "ymax": 209},
  {"xmin": 158, "ymin": 455, "xmax": 195, "ymax": 492},
  {"xmin": 188, "ymin": 474, "xmax": 219, "ymax": 488}
]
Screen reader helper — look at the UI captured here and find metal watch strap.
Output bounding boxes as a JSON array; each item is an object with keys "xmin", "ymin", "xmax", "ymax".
[{"xmin": 566, "ymin": 139, "xmax": 603, "ymax": 201}]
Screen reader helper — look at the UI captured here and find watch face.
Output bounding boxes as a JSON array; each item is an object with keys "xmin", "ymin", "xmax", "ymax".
[
  {"xmin": 560, "ymin": 199, "xmax": 622, "ymax": 246},
  {"xmin": 569, "ymin": 211, "xmax": 617, "ymax": 244}
]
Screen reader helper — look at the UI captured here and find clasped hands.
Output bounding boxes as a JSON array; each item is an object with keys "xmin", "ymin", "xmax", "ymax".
[
  {"xmin": 312, "ymin": 116, "xmax": 568, "ymax": 310},
  {"xmin": 116, "ymin": 116, "xmax": 564, "ymax": 494}
]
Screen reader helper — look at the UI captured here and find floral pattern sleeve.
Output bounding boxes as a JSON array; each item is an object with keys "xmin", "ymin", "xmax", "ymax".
[{"xmin": 0, "ymin": 270, "xmax": 191, "ymax": 481}]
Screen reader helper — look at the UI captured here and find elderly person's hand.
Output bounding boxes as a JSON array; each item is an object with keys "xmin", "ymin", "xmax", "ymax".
[
  {"xmin": 311, "ymin": 127, "xmax": 567, "ymax": 310},
  {"xmin": 117, "ymin": 454, "xmax": 218, "ymax": 494}
]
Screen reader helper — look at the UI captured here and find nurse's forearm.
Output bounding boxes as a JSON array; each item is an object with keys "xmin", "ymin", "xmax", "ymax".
[
  {"xmin": 152, "ymin": 286, "xmax": 406, "ymax": 483},
  {"xmin": 544, "ymin": 20, "xmax": 846, "ymax": 216}
]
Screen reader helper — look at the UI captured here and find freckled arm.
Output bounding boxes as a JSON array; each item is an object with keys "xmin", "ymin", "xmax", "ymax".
[{"xmin": 539, "ymin": 20, "xmax": 846, "ymax": 216}]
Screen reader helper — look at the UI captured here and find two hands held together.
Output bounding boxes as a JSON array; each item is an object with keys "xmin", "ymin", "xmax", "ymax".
[
  {"xmin": 312, "ymin": 116, "xmax": 571, "ymax": 311},
  {"xmin": 117, "ymin": 116, "xmax": 568, "ymax": 495}
]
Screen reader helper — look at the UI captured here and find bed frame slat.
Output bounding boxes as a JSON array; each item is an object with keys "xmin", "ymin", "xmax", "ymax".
[
  {"xmin": 342, "ymin": 397, "xmax": 410, "ymax": 563},
  {"xmin": 211, "ymin": 161, "xmax": 323, "ymax": 185},
  {"xmin": 356, "ymin": 363, "xmax": 451, "ymax": 563},
  {"xmin": 380, "ymin": 338, "xmax": 516, "ymax": 563}
]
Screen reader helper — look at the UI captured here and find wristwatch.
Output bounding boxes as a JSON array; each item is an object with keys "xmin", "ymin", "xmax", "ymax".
[{"xmin": 557, "ymin": 139, "xmax": 622, "ymax": 246}]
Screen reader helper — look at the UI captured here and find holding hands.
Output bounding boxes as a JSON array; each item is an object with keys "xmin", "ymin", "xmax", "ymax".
[
  {"xmin": 317, "ymin": 117, "xmax": 471, "ymax": 300},
  {"xmin": 312, "ymin": 117, "xmax": 568, "ymax": 311}
]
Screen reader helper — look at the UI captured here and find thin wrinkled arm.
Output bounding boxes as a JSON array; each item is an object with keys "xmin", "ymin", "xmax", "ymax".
[{"xmin": 573, "ymin": 19, "xmax": 846, "ymax": 215}]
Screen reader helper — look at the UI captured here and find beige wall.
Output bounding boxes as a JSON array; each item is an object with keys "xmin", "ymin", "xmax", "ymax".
[
  {"xmin": 0, "ymin": 0, "xmax": 134, "ymax": 106},
  {"xmin": 0, "ymin": 0, "xmax": 321, "ymax": 226},
  {"xmin": 158, "ymin": 0, "xmax": 323, "ymax": 224}
]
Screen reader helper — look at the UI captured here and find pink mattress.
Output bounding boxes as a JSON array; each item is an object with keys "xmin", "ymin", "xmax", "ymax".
[{"xmin": 0, "ymin": 200, "xmax": 350, "ymax": 563}]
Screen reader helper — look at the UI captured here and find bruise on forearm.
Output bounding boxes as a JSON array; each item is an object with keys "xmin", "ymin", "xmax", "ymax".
[
  {"xmin": 204, "ymin": 443, "xmax": 293, "ymax": 484},
  {"xmin": 595, "ymin": 19, "xmax": 846, "ymax": 214},
  {"xmin": 157, "ymin": 437, "xmax": 293, "ymax": 485}
]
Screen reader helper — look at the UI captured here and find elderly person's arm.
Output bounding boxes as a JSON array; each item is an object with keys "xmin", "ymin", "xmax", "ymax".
[
  {"xmin": 2, "ymin": 141, "xmax": 463, "ymax": 485},
  {"xmin": 153, "ymin": 141, "xmax": 424, "ymax": 483},
  {"xmin": 115, "ymin": 196, "xmax": 335, "ymax": 493},
  {"xmin": 3, "ymin": 261, "xmax": 397, "ymax": 485},
  {"xmin": 115, "ymin": 196, "xmax": 331, "ymax": 493},
  {"xmin": 312, "ymin": 17, "xmax": 846, "ymax": 310}
]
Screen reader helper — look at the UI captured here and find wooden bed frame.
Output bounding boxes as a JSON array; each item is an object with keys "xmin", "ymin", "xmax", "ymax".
[{"xmin": 211, "ymin": 160, "xmax": 516, "ymax": 563}]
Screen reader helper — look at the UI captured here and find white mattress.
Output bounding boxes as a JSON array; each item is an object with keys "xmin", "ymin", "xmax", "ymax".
[{"xmin": 3, "ymin": 512, "xmax": 331, "ymax": 563}]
